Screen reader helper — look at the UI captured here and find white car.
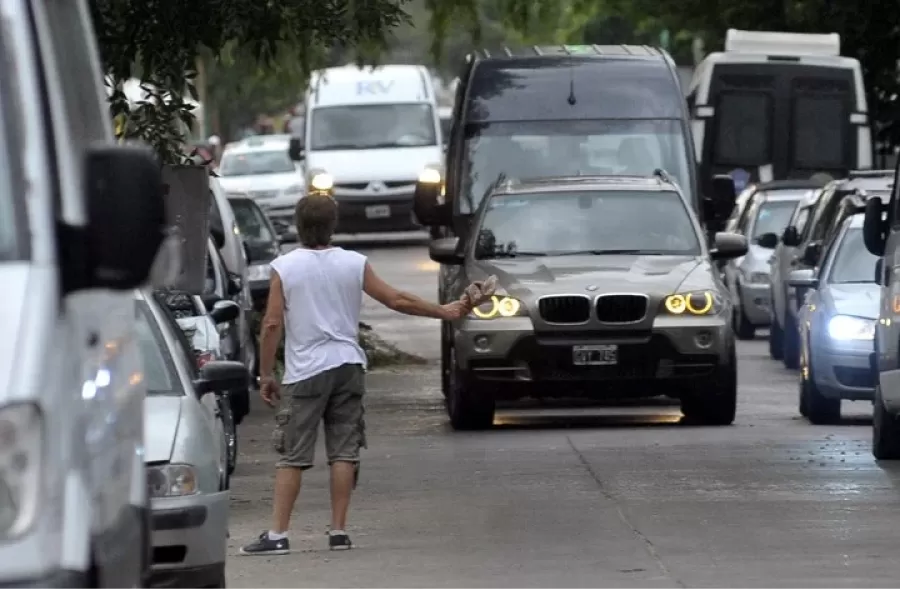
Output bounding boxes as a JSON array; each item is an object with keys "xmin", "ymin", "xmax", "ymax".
[{"xmin": 136, "ymin": 290, "xmax": 249, "ymax": 588}]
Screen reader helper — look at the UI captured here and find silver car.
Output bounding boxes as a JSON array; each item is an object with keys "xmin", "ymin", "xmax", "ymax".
[
  {"xmin": 791, "ymin": 213, "xmax": 878, "ymax": 424},
  {"xmin": 724, "ymin": 190, "xmax": 805, "ymax": 339},
  {"xmin": 135, "ymin": 290, "xmax": 250, "ymax": 588}
]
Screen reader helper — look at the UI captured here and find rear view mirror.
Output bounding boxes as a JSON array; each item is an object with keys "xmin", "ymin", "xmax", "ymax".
[
  {"xmin": 863, "ymin": 197, "xmax": 887, "ymax": 256},
  {"xmin": 193, "ymin": 360, "xmax": 250, "ymax": 395},
  {"xmin": 78, "ymin": 145, "xmax": 166, "ymax": 292},
  {"xmin": 787, "ymin": 268, "xmax": 818, "ymax": 289},
  {"xmin": 429, "ymin": 237, "xmax": 463, "ymax": 265},
  {"xmin": 755, "ymin": 232, "xmax": 779, "ymax": 249},
  {"xmin": 710, "ymin": 232, "xmax": 748, "ymax": 260},
  {"xmin": 801, "ymin": 241, "xmax": 822, "ymax": 266},
  {"xmin": 781, "ymin": 225, "xmax": 801, "ymax": 247},
  {"xmin": 288, "ymin": 137, "xmax": 305, "ymax": 161},
  {"xmin": 210, "ymin": 300, "xmax": 240, "ymax": 324}
]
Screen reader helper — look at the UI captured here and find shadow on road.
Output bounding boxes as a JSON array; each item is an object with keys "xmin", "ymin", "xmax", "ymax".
[{"xmin": 491, "ymin": 412, "xmax": 684, "ymax": 430}]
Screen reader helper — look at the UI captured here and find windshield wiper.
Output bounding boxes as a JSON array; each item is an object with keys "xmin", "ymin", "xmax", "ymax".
[
  {"xmin": 313, "ymin": 143, "xmax": 367, "ymax": 150},
  {"xmin": 552, "ymin": 249, "xmax": 669, "ymax": 256},
  {"xmin": 479, "ymin": 250, "xmax": 547, "ymax": 259}
]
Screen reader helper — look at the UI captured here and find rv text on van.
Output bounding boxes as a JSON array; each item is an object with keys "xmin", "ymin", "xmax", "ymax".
[{"xmin": 688, "ymin": 29, "xmax": 873, "ymax": 189}]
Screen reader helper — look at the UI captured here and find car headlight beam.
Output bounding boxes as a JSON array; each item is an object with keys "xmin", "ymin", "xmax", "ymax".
[
  {"xmin": 418, "ymin": 167, "xmax": 442, "ymax": 184},
  {"xmin": 0, "ymin": 403, "xmax": 42, "ymax": 540},
  {"xmin": 146, "ymin": 464, "xmax": 198, "ymax": 498},
  {"xmin": 471, "ymin": 296, "xmax": 524, "ymax": 319},
  {"xmin": 309, "ymin": 171, "xmax": 333, "ymax": 192},
  {"xmin": 664, "ymin": 291, "xmax": 716, "ymax": 315},
  {"xmin": 827, "ymin": 315, "xmax": 875, "ymax": 341}
]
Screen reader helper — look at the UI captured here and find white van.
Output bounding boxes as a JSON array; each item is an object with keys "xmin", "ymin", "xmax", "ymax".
[
  {"xmin": 301, "ymin": 64, "xmax": 442, "ymax": 233},
  {"xmin": 688, "ymin": 29, "xmax": 873, "ymax": 189},
  {"xmin": 0, "ymin": 0, "xmax": 166, "ymax": 586}
]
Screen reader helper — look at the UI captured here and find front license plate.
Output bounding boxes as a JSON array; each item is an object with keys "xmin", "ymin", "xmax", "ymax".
[
  {"xmin": 572, "ymin": 344, "xmax": 618, "ymax": 366},
  {"xmin": 365, "ymin": 205, "xmax": 391, "ymax": 219}
]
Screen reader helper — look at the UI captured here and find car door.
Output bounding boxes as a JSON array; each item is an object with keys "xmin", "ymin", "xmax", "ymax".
[{"xmin": 878, "ymin": 160, "xmax": 900, "ymax": 400}]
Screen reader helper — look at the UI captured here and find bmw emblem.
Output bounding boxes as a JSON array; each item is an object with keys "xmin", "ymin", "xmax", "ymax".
[{"xmin": 586, "ymin": 285, "xmax": 598, "ymax": 292}]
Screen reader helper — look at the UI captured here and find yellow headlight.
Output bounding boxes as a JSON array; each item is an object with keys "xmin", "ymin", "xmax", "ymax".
[
  {"xmin": 418, "ymin": 168, "xmax": 441, "ymax": 184},
  {"xmin": 471, "ymin": 296, "xmax": 523, "ymax": 319},
  {"xmin": 310, "ymin": 172, "xmax": 333, "ymax": 191},
  {"xmin": 663, "ymin": 291, "xmax": 715, "ymax": 315}
]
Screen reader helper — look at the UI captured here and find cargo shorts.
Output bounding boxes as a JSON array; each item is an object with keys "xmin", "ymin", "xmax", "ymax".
[{"xmin": 271, "ymin": 363, "xmax": 367, "ymax": 470}]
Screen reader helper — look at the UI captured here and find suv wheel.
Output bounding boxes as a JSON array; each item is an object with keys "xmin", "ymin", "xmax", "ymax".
[
  {"xmin": 782, "ymin": 310, "xmax": 800, "ymax": 369},
  {"xmin": 873, "ymin": 386, "xmax": 900, "ymax": 459},
  {"xmin": 681, "ymin": 347, "xmax": 737, "ymax": 425},
  {"xmin": 446, "ymin": 346, "xmax": 495, "ymax": 430}
]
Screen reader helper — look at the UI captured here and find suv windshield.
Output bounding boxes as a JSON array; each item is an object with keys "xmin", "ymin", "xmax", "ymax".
[
  {"xmin": 219, "ymin": 150, "xmax": 295, "ymax": 176},
  {"xmin": 753, "ymin": 200, "xmax": 798, "ymax": 238},
  {"xmin": 230, "ymin": 198, "xmax": 275, "ymax": 242},
  {"xmin": 475, "ymin": 190, "xmax": 701, "ymax": 258},
  {"xmin": 829, "ymin": 228, "xmax": 878, "ymax": 284},
  {"xmin": 135, "ymin": 301, "xmax": 181, "ymax": 395},
  {"xmin": 462, "ymin": 120, "xmax": 692, "ymax": 214},
  {"xmin": 310, "ymin": 103, "xmax": 436, "ymax": 150}
]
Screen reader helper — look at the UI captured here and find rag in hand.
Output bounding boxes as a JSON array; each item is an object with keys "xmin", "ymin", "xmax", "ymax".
[{"xmin": 460, "ymin": 275, "xmax": 498, "ymax": 309}]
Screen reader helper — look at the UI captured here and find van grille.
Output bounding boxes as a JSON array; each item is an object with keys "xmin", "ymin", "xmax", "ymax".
[
  {"xmin": 596, "ymin": 295, "xmax": 648, "ymax": 323},
  {"xmin": 538, "ymin": 296, "xmax": 590, "ymax": 324}
]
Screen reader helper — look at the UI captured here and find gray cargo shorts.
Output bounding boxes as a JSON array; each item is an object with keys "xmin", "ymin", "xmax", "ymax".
[{"xmin": 271, "ymin": 363, "xmax": 367, "ymax": 470}]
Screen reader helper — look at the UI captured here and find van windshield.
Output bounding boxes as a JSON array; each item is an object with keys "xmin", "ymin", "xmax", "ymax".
[
  {"xmin": 461, "ymin": 119, "xmax": 692, "ymax": 214},
  {"xmin": 310, "ymin": 103, "xmax": 437, "ymax": 150},
  {"xmin": 219, "ymin": 150, "xmax": 295, "ymax": 176}
]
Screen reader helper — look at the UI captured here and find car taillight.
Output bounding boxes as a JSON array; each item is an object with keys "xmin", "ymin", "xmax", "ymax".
[{"xmin": 196, "ymin": 352, "xmax": 214, "ymax": 368}]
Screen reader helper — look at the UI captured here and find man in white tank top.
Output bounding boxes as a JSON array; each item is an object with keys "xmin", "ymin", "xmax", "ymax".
[{"xmin": 241, "ymin": 194, "xmax": 471, "ymax": 555}]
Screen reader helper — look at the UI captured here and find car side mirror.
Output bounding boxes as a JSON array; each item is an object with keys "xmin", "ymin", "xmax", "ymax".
[
  {"xmin": 875, "ymin": 257, "xmax": 884, "ymax": 285},
  {"xmin": 801, "ymin": 241, "xmax": 822, "ymax": 266},
  {"xmin": 781, "ymin": 225, "xmax": 801, "ymax": 247},
  {"xmin": 210, "ymin": 299, "xmax": 240, "ymax": 324},
  {"xmin": 787, "ymin": 268, "xmax": 818, "ymax": 289},
  {"xmin": 193, "ymin": 360, "xmax": 250, "ymax": 395},
  {"xmin": 429, "ymin": 237, "xmax": 463, "ymax": 265},
  {"xmin": 73, "ymin": 145, "xmax": 166, "ymax": 293},
  {"xmin": 863, "ymin": 196, "xmax": 887, "ymax": 256},
  {"xmin": 755, "ymin": 232, "xmax": 779, "ymax": 249},
  {"xmin": 710, "ymin": 232, "xmax": 748, "ymax": 261},
  {"xmin": 288, "ymin": 137, "xmax": 305, "ymax": 161}
]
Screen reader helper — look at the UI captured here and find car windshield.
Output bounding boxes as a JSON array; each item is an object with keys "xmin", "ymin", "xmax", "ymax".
[
  {"xmin": 753, "ymin": 200, "xmax": 799, "ymax": 238},
  {"xmin": 230, "ymin": 199, "xmax": 275, "ymax": 242},
  {"xmin": 135, "ymin": 301, "xmax": 181, "ymax": 395},
  {"xmin": 219, "ymin": 150, "xmax": 295, "ymax": 176},
  {"xmin": 310, "ymin": 103, "xmax": 437, "ymax": 150},
  {"xmin": 474, "ymin": 190, "xmax": 701, "ymax": 258},
  {"xmin": 829, "ymin": 228, "xmax": 878, "ymax": 284},
  {"xmin": 461, "ymin": 119, "xmax": 693, "ymax": 214}
]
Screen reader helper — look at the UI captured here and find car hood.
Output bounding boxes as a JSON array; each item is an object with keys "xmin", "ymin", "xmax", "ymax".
[
  {"xmin": 143, "ymin": 395, "xmax": 184, "ymax": 463},
  {"xmin": 307, "ymin": 146, "xmax": 442, "ymax": 182},
  {"xmin": 824, "ymin": 283, "xmax": 880, "ymax": 320},
  {"xmin": 217, "ymin": 172, "xmax": 303, "ymax": 193},
  {"xmin": 469, "ymin": 254, "xmax": 710, "ymax": 299}
]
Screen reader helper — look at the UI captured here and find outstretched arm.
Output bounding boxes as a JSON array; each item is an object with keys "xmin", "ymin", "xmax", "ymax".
[{"xmin": 363, "ymin": 262, "xmax": 467, "ymax": 320}]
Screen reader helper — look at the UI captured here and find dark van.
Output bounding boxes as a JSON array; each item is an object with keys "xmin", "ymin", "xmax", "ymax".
[{"xmin": 413, "ymin": 45, "xmax": 737, "ymax": 239}]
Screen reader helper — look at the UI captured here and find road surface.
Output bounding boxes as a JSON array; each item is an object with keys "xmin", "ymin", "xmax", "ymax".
[{"xmin": 228, "ymin": 233, "xmax": 897, "ymax": 587}]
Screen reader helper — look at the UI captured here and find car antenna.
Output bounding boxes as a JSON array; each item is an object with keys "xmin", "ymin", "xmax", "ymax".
[{"xmin": 563, "ymin": 45, "xmax": 577, "ymax": 105}]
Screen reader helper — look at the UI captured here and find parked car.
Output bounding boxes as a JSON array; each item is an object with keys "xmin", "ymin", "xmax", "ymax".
[
  {"xmin": 723, "ymin": 189, "xmax": 805, "ymax": 339},
  {"xmin": 768, "ymin": 188, "xmax": 822, "ymax": 360},
  {"xmin": 775, "ymin": 171, "xmax": 893, "ymax": 369},
  {"xmin": 429, "ymin": 173, "xmax": 747, "ymax": 430},
  {"xmin": 136, "ymin": 289, "xmax": 249, "ymax": 588},
  {"xmin": 724, "ymin": 180, "xmax": 826, "ymax": 234},
  {"xmin": 791, "ymin": 212, "xmax": 879, "ymax": 424},
  {"xmin": 229, "ymin": 196, "xmax": 282, "ymax": 310}
]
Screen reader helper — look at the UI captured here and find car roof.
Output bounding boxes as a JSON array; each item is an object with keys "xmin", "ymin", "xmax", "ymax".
[
  {"xmin": 470, "ymin": 45, "xmax": 669, "ymax": 60},
  {"xmin": 491, "ymin": 174, "xmax": 680, "ymax": 196},
  {"xmin": 755, "ymin": 191, "xmax": 807, "ymax": 203}
]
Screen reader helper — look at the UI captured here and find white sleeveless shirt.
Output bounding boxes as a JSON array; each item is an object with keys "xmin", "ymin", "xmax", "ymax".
[{"xmin": 269, "ymin": 247, "xmax": 368, "ymax": 384}]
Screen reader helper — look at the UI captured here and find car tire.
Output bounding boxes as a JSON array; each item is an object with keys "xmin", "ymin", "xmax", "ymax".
[
  {"xmin": 769, "ymin": 311, "xmax": 784, "ymax": 360},
  {"xmin": 782, "ymin": 310, "xmax": 800, "ymax": 370},
  {"xmin": 803, "ymin": 363, "xmax": 840, "ymax": 424},
  {"xmin": 446, "ymin": 346, "xmax": 495, "ymax": 431},
  {"xmin": 440, "ymin": 321, "xmax": 451, "ymax": 398},
  {"xmin": 873, "ymin": 386, "xmax": 900, "ymax": 459},
  {"xmin": 732, "ymin": 290, "xmax": 755, "ymax": 340},
  {"xmin": 681, "ymin": 347, "xmax": 737, "ymax": 426}
]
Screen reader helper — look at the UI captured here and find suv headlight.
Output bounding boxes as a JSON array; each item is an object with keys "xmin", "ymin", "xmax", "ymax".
[
  {"xmin": 146, "ymin": 464, "xmax": 198, "ymax": 498},
  {"xmin": 662, "ymin": 291, "xmax": 723, "ymax": 316},
  {"xmin": 0, "ymin": 403, "xmax": 42, "ymax": 540},
  {"xmin": 827, "ymin": 315, "xmax": 875, "ymax": 341},
  {"xmin": 470, "ymin": 296, "xmax": 527, "ymax": 319}
]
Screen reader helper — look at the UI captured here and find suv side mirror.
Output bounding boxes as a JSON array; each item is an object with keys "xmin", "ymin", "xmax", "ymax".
[
  {"xmin": 863, "ymin": 196, "xmax": 887, "ymax": 256},
  {"xmin": 193, "ymin": 360, "xmax": 250, "ymax": 395},
  {"xmin": 787, "ymin": 268, "xmax": 818, "ymax": 289},
  {"xmin": 210, "ymin": 299, "xmax": 240, "ymax": 324},
  {"xmin": 781, "ymin": 225, "xmax": 801, "ymax": 247},
  {"xmin": 801, "ymin": 241, "xmax": 822, "ymax": 266},
  {"xmin": 710, "ymin": 232, "xmax": 748, "ymax": 260},
  {"xmin": 755, "ymin": 232, "xmax": 779, "ymax": 249},
  {"xmin": 429, "ymin": 237, "xmax": 463, "ymax": 265},
  {"xmin": 75, "ymin": 145, "xmax": 166, "ymax": 293},
  {"xmin": 288, "ymin": 137, "xmax": 305, "ymax": 161}
]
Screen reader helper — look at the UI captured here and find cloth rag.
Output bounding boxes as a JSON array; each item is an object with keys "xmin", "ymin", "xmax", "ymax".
[{"xmin": 460, "ymin": 275, "xmax": 498, "ymax": 308}]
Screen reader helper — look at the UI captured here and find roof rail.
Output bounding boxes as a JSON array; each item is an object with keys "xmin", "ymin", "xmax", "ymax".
[
  {"xmin": 848, "ymin": 169, "xmax": 893, "ymax": 179},
  {"xmin": 724, "ymin": 29, "xmax": 840, "ymax": 57},
  {"xmin": 653, "ymin": 168, "xmax": 673, "ymax": 184}
]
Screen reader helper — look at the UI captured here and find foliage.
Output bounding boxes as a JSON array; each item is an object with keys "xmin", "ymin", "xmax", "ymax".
[{"xmin": 90, "ymin": 0, "xmax": 411, "ymax": 165}]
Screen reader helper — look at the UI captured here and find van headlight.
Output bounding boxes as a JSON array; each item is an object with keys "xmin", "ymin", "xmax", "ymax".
[
  {"xmin": 0, "ymin": 403, "xmax": 42, "ymax": 540},
  {"xmin": 308, "ymin": 170, "xmax": 333, "ymax": 194},
  {"xmin": 827, "ymin": 315, "xmax": 875, "ymax": 341},
  {"xmin": 418, "ymin": 166, "xmax": 442, "ymax": 184},
  {"xmin": 146, "ymin": 464, "xmax": 198, "ymax": 497}
]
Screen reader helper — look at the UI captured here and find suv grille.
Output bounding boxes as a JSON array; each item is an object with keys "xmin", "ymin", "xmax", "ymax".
[
  {"xmin": 538, "ymin": 296, "xmax": 590, "ymax": 323},
  {"xmin": 596, "ymin": 295, "xmax": 647, "ymax": 323}
]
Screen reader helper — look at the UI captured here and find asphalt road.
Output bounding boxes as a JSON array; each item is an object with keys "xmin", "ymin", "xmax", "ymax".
[{"xmin": 228, "ymin": 233, "xmax": 898, "ymax": 588}]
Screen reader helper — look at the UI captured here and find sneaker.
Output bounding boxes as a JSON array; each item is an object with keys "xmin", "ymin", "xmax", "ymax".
[
  {"xmin": 328, "ymin": 530, "xmax": 353, "ymax": 550},
  {"xmin": 239, "ymin": 531, "xmax": 290, "ymax": 556}
]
